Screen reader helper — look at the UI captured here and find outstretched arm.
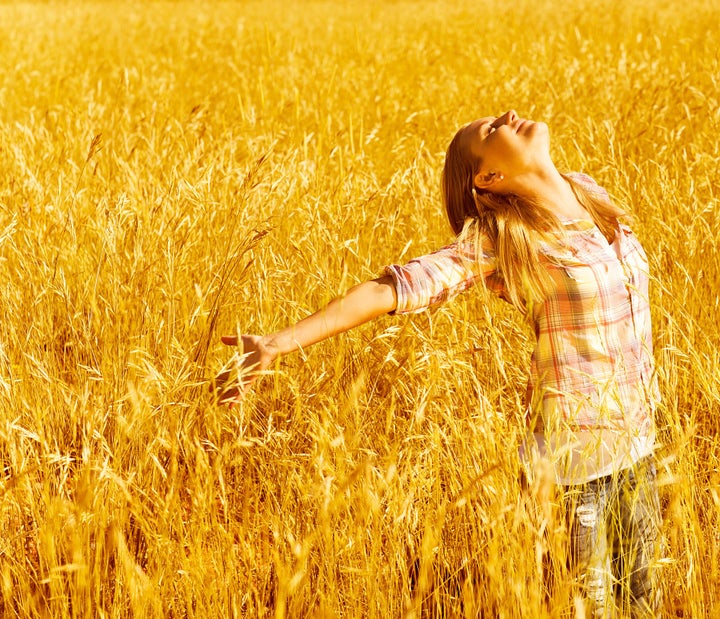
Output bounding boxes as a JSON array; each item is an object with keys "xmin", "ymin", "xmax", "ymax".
[{"xmin": 215, "ymin": 275, "xmax": 398, "ymax": 403}]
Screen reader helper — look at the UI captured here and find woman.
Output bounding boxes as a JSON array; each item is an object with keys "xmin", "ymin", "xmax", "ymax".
[{"xmin": 216, "ymin": 110, "xmax": 663, "ymax": 617}]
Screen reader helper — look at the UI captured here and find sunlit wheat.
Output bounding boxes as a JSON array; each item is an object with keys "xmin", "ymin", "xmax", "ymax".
[{"xmin": 1, "ymin": 0, "xmax": 718, "ymax": 617}]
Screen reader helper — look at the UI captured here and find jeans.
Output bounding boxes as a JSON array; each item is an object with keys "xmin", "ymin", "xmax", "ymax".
[{"xmin": 563, "ymin": 457, "xmax": 663, "ymax": 618}]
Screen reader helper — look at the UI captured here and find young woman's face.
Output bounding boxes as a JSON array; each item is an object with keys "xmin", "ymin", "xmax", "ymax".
[{"xmin": 462, "ymin": 110, "xmax": 550, "ymax": 181}]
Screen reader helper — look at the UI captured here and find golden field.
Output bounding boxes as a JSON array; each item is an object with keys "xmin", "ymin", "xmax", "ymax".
[{"xmin": 1, "ymin": 0, "xmax": 719, "ymax": 616}]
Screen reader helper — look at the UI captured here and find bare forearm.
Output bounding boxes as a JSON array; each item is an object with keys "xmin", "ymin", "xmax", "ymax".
[{"xmin": 263, "ymin": 275, "xmax": 398, "ymax": 357}]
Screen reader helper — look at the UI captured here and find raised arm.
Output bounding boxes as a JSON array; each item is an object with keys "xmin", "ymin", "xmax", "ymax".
[{"xmin": 215, "ymin": 275, "xmax": 398, "ymax": 403}]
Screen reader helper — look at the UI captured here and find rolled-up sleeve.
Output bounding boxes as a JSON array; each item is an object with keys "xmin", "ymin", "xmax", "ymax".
[{"xmin": 384, "ymin": 240, "xmax": 500, "ymax": 314}]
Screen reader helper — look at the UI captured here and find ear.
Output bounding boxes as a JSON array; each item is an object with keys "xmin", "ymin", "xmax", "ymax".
[{"xmin": 473, "ymin": 170, "xmax": 504, "ymax": 190}]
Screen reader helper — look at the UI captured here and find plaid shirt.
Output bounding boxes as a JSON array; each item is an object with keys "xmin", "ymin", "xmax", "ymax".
[{"xmin": 384, "ymin": 174, "xmax": 658, "ymax": 484}]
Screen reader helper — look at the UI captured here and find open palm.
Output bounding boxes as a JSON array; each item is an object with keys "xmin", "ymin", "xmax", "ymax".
[{"xmin": 214, "ymin": 334, "xmax": 276, "ymax": 404}]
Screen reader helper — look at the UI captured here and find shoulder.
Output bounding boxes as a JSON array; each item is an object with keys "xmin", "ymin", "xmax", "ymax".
[
  {"xmin": 610, "ymin": 223, "xmax": 648, "ymax": 264},
  {"xmin": 567, "ymin": 172, "xmax": 610, "ymax": 201},
  {"xmin": 419, "ymin": 235, "xmax": 495, "ymax": 269}
]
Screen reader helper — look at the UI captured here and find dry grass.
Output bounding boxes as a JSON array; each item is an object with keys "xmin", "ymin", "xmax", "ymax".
[{"xmin": 1, "ymin": 0, "xmax": 719, "ymax": 617}]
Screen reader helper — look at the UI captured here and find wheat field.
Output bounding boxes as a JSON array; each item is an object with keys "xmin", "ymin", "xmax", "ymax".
[{"xmin": 1, "ymin": 0, "xmax": 719, "ymax": 617}]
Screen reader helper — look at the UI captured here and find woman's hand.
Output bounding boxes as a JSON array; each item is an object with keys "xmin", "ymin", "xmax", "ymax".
[
  {"xmin": 214, "ymin": 334, "xmax": 278, "ymax": 405},
  {"xmin": 213, "ymin": 276, "xmax": 397, "ymax": 405}
]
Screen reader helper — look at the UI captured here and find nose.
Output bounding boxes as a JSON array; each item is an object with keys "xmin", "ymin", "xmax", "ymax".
[{"xmin": 498, "ymin": 110, "xmax": 518, "ymax": 125}]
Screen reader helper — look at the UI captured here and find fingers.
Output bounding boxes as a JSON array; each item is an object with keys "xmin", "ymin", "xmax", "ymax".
[
  {"xmin": 212, "ymin": 349, "xmax": 261, "ymax": 407},
  {"xmin": 216, "ymin": 334, "xmax": 269, "ymax": 407},
  {"xmin": 216, "ymin": 370, "xmax": 260, "ymax": 407},
  {"xmin": 217, "ymin": 385, "xmax": 243, "ymax": 407},
  {"xmin": 212, "ymin": 369, "xmax": 245, "ymax": 407}
]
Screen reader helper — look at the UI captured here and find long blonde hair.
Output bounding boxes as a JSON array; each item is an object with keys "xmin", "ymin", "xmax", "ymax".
[{"xmin": 441, "ymin": 127, "xmax": 626, "ymax": 310}]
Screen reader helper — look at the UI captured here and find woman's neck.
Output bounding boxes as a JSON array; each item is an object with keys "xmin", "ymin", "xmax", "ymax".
[{"xmin": 512, "ymin": 168, "xmax": 589, "ymax": 221}]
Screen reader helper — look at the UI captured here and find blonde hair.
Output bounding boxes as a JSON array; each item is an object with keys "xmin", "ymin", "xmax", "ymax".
[{"xmin": 442, "ymin": 127, "xmax": 626, "ymax": 310}]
